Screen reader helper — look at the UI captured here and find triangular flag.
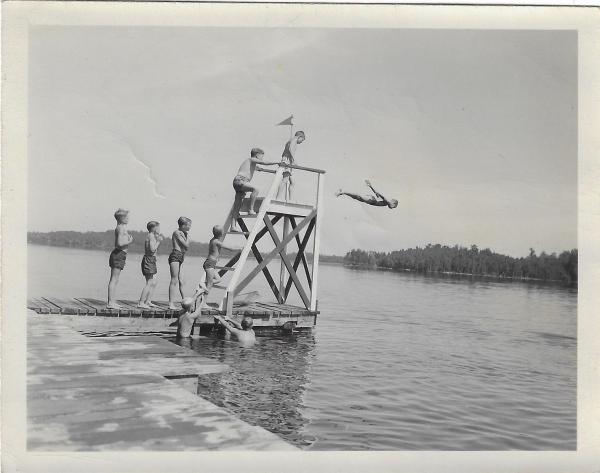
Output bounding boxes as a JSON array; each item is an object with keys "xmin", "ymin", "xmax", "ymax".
[{"xmin": 276, "ymin": 115, "xmax": 294, "ymax": 126}]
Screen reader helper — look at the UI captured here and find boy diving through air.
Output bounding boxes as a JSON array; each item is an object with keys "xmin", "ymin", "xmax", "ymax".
[{"xmin": 335, "ymin": 180, "xmax": 398, "ymax": 209}]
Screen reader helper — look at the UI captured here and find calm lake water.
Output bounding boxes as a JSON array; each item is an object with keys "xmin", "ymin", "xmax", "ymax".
[{"xmin": 28, "ymin": 244, "xmax": 577, "ymax": 450}]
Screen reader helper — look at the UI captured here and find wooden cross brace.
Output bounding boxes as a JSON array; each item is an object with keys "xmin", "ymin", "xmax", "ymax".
[
  {"xmin": 236, "ymin": 216, "xmax": 282, "ymax": 302},
  {"xmin": 284, "ymin": 217, "xmax": 315, "ymax": 301},
  {"xmin": 233, "ymin": 209, "xmax": 317, "ymax": 309}
]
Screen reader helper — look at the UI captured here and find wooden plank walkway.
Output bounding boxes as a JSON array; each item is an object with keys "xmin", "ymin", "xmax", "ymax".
[
  {"xmin": 28, "ymin": 297, "xmax": 317, "ymax": 318},
  {"xmin": 27, "ymin": 311, "xmax": 296, "ymax": 451},
  {"xmin": 27, "ymin": 297, "xmax": 318, "ymax": 332}
]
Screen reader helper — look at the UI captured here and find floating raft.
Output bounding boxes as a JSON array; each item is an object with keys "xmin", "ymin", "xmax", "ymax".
[{"xmin": 27, "ymin": 297, "xmax": 318, "ymax": 332}]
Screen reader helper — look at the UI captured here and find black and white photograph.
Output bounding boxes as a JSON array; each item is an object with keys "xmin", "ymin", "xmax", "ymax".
[{"xmin": 2, "ymin": 2, "xmax": 600, "ymax": 471}]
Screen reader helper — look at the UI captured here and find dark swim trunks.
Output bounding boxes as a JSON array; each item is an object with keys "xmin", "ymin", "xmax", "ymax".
[
  {"xmin": 141, "ymin": 255, "xmax": 157, "ymax": 276},
  {"xmin": 232, "ymin": 175, "xmax": 250, "ymax": 193},
  {"xmin": 109, "ymin": 249, "xmax": 127, "ymax": 270},
  {"xmin": 168, "ymin": 249, "xmax": 185, "ymax": 265},
  {"xmin": 203, "ymin": 257, "xmax": 217, "ymax": 271}
]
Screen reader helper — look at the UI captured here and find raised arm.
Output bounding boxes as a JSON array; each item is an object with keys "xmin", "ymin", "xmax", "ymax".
[
  {"xmin": 224, "ymin": 317, "xmax": 243, "ymax": 330},
  {"xmin": 216, "ymin": 240, "xmax": 240, "ymax": 252},
  {"xmin": 214, "ymin": 316, "xmax": 241, "ymax": 334},
  {"xmin": 173, "ymin": 230, "xmax": 190, "ymax": 250},
  {"xmin": 190, "ymin": 295, "xmax": 205, "ymax": 318},
  {"xmin": 250, "ymin": 157, "xmax": 279, "ymax": 166}
]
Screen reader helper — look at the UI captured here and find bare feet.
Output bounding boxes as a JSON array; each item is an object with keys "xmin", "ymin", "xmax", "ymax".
[
  {"xmin": 137, "ymin": 303, "xmax": 150, "ymax": 309},
  {"xmin": 147, "ymin": 302, "xmax": 159, "ymax": 308},
  {"xmin": 168, "ymin": 304, "xmax": 179, "ymax": 310},
  {"xmin": 106, "ymin": 303, "xmax": 122, "ymax": 310},
  {"xmin": 335, "ymin": 189, "xmax": 343, "ymax": 197}
]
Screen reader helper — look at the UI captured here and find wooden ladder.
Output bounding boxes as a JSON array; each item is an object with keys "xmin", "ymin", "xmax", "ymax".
[{"xmin": 215, "ymin": 165, "xmax": 325, "ymax": 316}]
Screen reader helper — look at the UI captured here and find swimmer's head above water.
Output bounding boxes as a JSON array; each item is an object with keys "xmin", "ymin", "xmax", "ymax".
[
  {"xmin": 388, "ymin": 199, "xmax": 398, "ymax": 209},
  {"xmin": 241, "ymin": 317, "xmax": 254, "ymax": 330},
  {"xmin": 181, "ymin": 297, "xmax": 195, "ymax": 312}
]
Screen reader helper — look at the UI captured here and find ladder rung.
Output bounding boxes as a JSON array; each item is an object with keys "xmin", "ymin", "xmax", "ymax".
[
  {"xmin": 237, "ymin": 213, "xmax": 258, "ymax": 218},
  {"xmin": 215, "ymin": 266, "xmax": 235, "ymax": 271},
  {"xmin": 227, "ymin": 230, "xmax": 250, "ymax": 235}
]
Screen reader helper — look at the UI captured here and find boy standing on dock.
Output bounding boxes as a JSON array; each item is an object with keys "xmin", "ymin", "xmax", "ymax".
[
  {"xmin": 177, "ymin": 293, "xmax": 206, "ymax": 338},
  {"xmin": 168, "ymin": 217, "xmax": 192, "ymax": 309},
  {"xmin": 198, "ymin": 225, "xmax": 241, "ymax": 296},
  {"xmin": 277, "ymin": 130, "xmax": 305, "ymax": 202},
  {"xmin": 137, "ymin": 221, "xmax": 163, "ymax": 309},
  {"xmin": 107, "ymin": 208, "xmax": 133, "ymax": 309}
]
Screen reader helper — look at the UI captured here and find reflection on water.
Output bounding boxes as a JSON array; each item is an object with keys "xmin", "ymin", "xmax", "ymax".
[
  {"xmin": 29, "ymin": 245, "xmax": 577, "ymax": 450},
  {"xmin": 171, "ymin": 333, "xmax": 317, "ymax": 448}
]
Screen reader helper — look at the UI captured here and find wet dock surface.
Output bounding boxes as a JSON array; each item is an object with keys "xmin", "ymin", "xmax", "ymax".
[{"xmin": 27, "ymin": 311, "xmax": 296, "ymax": 450}]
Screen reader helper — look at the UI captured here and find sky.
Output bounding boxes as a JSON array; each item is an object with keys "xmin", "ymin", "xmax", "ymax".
[{"xmin": 28, "ymin": 27, "xmax": 577, "ymax": 257}]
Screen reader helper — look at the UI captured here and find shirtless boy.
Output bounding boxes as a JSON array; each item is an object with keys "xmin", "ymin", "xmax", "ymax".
[
  {"xmin": 107, "ymin": 208, "xmax": 133, "ymax": 309},
  {"xmin": 231, "ymin": 148, "xmax": 279, "ymax": 229},
  {"xmin": 137, "ymin": 221, "xmax": 163, "ymax": 309},
  {"xmin": 277, "ymin": 130, "xmax": 305, "ymax": 202},
  {"xmin": 214, "ymin": 315, "xmax": 256, "ymax": 346},
  {"xmin": 177, "ymin": 293, "xmax": 206, "ymax": 338},
  {"xmin": 335, "ymin": 180, "xmax": 398, "ymax": 209},
  {"xmin": 199, "ymin": 225, "xmax": 241, "ymax": 296},
  {"xmin": 168, "ymin": 216, "xmax": 192, "ymax": 309}
]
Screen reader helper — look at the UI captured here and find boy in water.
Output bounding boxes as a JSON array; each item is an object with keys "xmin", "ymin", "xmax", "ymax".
[
  {"xmin": 168, "ymin": 216, "xmax": 192, "ymax": 309},
  {"xmin": 137, "ymin": 221, "xmax": 163, "ymax": 309},
  {"xmin": 335, "ymin": 180, "xmax": 398, "ymax": 209},
  {"xmin": 231, "ymin": 148, "xmax": 279, "ymax": 230},
  {"xmin": 107, "ymin": 208, "xmax": 133, "ymax": 309},
  {"xmin": 214, "ymin": 315, "xmax": 256, "ymax": 346},
  {"xmin": 277, "ymin": 130, "xmax": 305, "ymax": 202},
  {"xmin": 177, "ymin": 293, "xmax": 206, "ymax": 338},
  {"xmin": 198, "ymin": 225, "xmax": 241, "ymax": 296}
]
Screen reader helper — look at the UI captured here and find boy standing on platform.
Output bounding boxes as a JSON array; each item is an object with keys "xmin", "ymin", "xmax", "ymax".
[
  {"xmin": 168, "ymin": 216, "xmax": 192, "ymax": 309},
  {"xmin": 277, "ymin": 130, "xmax": 305, "ymax": 202},
  {"xmin": 137, "ymin": 221, "xmax": 163, "ymax": 309},
  {"xmin": 107, "ymin": 208, "xmax": 133, "ymax": 309}
]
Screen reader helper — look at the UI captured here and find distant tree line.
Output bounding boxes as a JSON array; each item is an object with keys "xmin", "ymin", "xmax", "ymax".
[
  {"xmin": 344, "ymin": 244, "xmax": 578, "ymax": 284},
  {"xmin": 27, "ymin": 230, "xmax": 345, "ymax": 264}
]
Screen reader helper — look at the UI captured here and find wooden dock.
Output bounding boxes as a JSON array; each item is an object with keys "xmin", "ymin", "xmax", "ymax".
[
  {"xmin": 27, "ymin": 311, "xmax": 296, "ymax": 450},
  {"xmin": 27, "ymin": 296, "xmax": 317, "ymax": 333}
]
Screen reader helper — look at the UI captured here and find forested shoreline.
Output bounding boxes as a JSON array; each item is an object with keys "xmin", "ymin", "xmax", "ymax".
[
  {"xmin": 27, "ymin": 230, "xmax": 345, "ymax": 264},
  {"xmin": 27, "ymin": 231, "xmax": 577, "ymax": 283},
  {"xmin": 344, "ymin": 245, "xmax": 578, "ymax": 284}
]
